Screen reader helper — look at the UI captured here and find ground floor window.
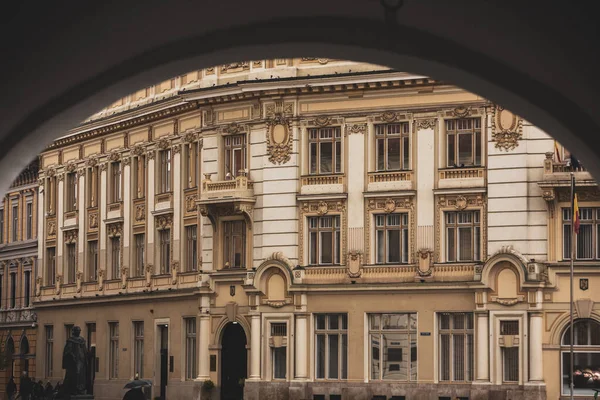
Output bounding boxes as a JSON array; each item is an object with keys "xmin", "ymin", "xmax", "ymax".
[
  {"xmin": 439, "ymin": 312, "xmax": 474, "ymax": 382},
  {"xmin": 315, "ymin": 313, "xmax": 348, "ymax": 380},
  {"xmin": 369, "ymin": 313, "xmax": 417, "ymax": 381},
  {"xmin": 561, "ymin": 319, "xmax": 600, "ymax": 395},
  {"xmin": 270, "ymin": 322, "xmax": 287, "ymax": 380}
]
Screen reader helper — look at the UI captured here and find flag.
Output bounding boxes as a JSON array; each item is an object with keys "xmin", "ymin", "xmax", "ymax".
[
  {"xmin": 555, "ymin": 141, "xmax": 562, "ymax": 162},
  {"xmin": 574, "ymin": 193, "xmax": 580, "ymax": 235}
]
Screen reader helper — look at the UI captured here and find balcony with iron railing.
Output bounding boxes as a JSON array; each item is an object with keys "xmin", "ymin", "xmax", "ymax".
[{"xmin": 542, "ymin": 152, "xmax": 595, "ymax": 185}]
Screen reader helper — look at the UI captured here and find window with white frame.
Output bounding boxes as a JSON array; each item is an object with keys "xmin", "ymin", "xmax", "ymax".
[
  {"xmin": 561, "ymin": 319, "xmax": 600, "ymax": 395},
  {"xmin": 185, "ymin": 317, "xmax": 197, "ymax": 380},
  {"xmin": 500, "ymin": 321, "xmax": 519, "ymax": 383},
  {"xmin": 109, "ymin": 322, "xmax": 119, "ymax": 379},
  {"xmin": 134, "ymin": 233, "xmax": 145, "ymax": 277},
  {"xmin": 308, "ymin": 215, "xmax": 341, "ymax": 265},
  {"xmin": 26, "ymin": 201, "xmax": 33, "ymax": 240},
  {"xmin": 45, "ymin": 325, "xmax": 53, "ymax": 378},
  {"xmin": 224, "ymin": 134, "xmax": 246, "ymax": 179},
  {"xmin": 315, "ymin": 314, "xmax": 348, "ymax": 380},
  {"xmin": 66, "ymin": 242, "xmax": 76, "ymax": 284},
  {"xmin": 375, "ymin": 122, "xmax": 410, "ymax": 171},
  {"xmin": 439, "ymin": 313, "xmax": 474, "ymax": 382},
  {"xmin": 562, "ymin": 207, "xmax": 600, "ymax": 260},
  {"xmin": 159, "ymin": 149, "xmax": 172, "ymax": 193},
  {"xmin": 133, "ymin": 321, "xmax": 144, "ymax": 378},
  {"xmin": 309, "ymin": 127, "xmax": 342, "ymax": 175},
  {"xmin": 369, "ymin": 313, "xmax": 417, "ymax": 381},
  {"xmin": 88, "ymin": 240, "xmax": 98, "ymax": 281},
  {"xmin": 66, "ymin": 172, "xmax": 78, "ymax": 212},
  {"xmin": 185, "ymin": 225, "xmax": 198, "ymax": 272},
  {"xmin": 159, "ymin": 229, "xmax": 170, "ymax": 274},
  {"xmin": 271, "ymin": 322, "xmax": 287, "ymax": 379},
  {"xmin": 446, "ymin": 210, "xmax": 481, "ymax": 262},
  {"xmin": 223, "ymin": 220, "xmax": 245, "ymax": 269},
  {"xmin": 110, "ymin": 236, "xmax": 121, "ymax": 279},
  {"xmin": 46, "ymin": 247, "xmax": 56, "ymax": 286},
  {"xmin": 110, "ymin": 162, "xmax": 122, "ymax": 203},
  {"xmin": 375, "ymin": 213, "xmax": 409, "ymax": 264},
  {"xmin": 445, "ymin": 118, "xmax": 482, "ymax": 167}
]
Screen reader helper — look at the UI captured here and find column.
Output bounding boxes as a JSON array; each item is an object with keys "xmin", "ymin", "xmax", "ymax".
[
  {"xmin": 196, "ymin": 314, "xmax": 211, "ymax": 380},
  {"xmin": 529, "ymin": 312, "xmax": 544, "ymax": 382},
  {"xmin": 295, "ymin": 314, "xmax": 308, "ymax": 379},
  {"xmin": 475, "ymin": 312, "xmax": 490, "ymax": 382},
  {"xmin": 249, "ymin": 313, "xmax": 261, "ymax": 380},
  {"xmin": 123, "ymin": 159, "xmax": 131, "ymax": 268}
]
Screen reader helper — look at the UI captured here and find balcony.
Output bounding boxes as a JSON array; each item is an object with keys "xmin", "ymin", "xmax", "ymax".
[
  {"xmin": 438, "ymin": 166, "xmax": 485, "ymax": 189},
  {"xmin": 198, "ymin": 172, "xmax": 255, "ymax": 224},
  {"xmin": 300, "ymin": 174, "xmax": 345, "ymax": 195},
  {"xmin": 367, "ymin": 171, "xmax": 413, "ymax": 192},
  {"xmin": 542, "ymin": 152, "xmax": 595, "ymax": 186}
]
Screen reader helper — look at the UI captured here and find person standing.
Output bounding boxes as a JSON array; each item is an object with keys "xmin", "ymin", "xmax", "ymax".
[
  {"xmin": 19, "ymin": 371, "xmax": 33, "ymax": 400},
  {"xmin": 6, "ymin": 376, "xmax": 17, "ymax": 400}
]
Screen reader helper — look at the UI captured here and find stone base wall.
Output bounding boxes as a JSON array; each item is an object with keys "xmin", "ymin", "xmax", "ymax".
[{"xmin": 244, "ymin": 381, "xmax": 547, "ymax": 400}]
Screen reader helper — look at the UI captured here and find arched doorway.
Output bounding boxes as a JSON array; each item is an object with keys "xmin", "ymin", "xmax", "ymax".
[
  {"xmin": 5, "ymin": 336, "xmax": 15, "ymax": 381},
  {"xmin": 221, "ymin": 322, "xmax": 247, "ymax": 400},
  {"xmin": 19, "ymin": 336, "xmax": 30, "ymax": 375},
  {"xmin": 560, "ymin": 318, "xmax": 600, "ymax": 396}
]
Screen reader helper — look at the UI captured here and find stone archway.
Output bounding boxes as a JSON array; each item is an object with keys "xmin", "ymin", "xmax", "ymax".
[{"xmin": 220, "ymin": 322, "xmax": 248, "ymax": 400}]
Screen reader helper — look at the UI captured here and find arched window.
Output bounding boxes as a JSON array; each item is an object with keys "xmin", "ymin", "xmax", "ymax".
[
  {"xmin": 20, "ymin": 336, "xmax": 29, "ymax": 355},
  {"xmin": 560, "ymin": 319, "xmax": 600, "ymax": 395}
]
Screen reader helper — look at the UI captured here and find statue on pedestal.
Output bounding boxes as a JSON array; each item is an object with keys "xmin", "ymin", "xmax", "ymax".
[{"xmin": 62, "ymin": 326, "xmax": 89, "ymax": 397}]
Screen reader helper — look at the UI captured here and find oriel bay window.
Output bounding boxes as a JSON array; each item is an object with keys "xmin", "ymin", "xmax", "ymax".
[
  {"xmin": 439, "ymin": 313, "xmax": 474, "ymax": 382},
  {"xmin": 315, "ymin": 314, "xmax": 348, "ymax": 380},
  {"xmin": 561, "ymin": 319, "xmax": 600, "ymax": 396},
  {"xmin": 446, "ymin": 118, "xmax": 482, "ymax": 167},
  {"xmin": 224, "ymin": 134, "xmax": 246, "ymax": 179},
  {"xmin": 369, "ymin": 313, "xmax": 417, "ymax": 381},
  {"xmin": 309, "ymin": 215, "xmax": 341, "ymax": 266},
  {"xmin": 446, "ymin": 210, "xmax": 481, "ymax": 262},
  {"xmin": 309, "ymin": 127, "xmax": 342, "ymax": 175},
  {"xmin": 376, "ymin": 122, "xmax": 410, "ymax": 171},
  {"xmin": 223, "ymin": 220, "xmax": 245, "ymax": 269},
  {"xmin": 563, "ymin": 207, "xmax": 600, "ymax": 260},
  {"xmin": 375, "ymin": 213, "xmax": 409, "ymax": 264}
]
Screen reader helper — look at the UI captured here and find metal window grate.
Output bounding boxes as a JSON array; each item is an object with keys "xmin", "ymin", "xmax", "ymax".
[
  {"xmin": 500, "ymin": 321, "xmax": 519, "ymax": 335},
  {"xmin": 271, "ymin": 323, "xmax": 287, "ymax": 336}
]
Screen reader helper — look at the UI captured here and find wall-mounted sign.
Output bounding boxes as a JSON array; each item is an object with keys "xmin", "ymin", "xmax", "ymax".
[{"xmin": 420, "ymin": 332, "xmax": 431, "ymax": 336}]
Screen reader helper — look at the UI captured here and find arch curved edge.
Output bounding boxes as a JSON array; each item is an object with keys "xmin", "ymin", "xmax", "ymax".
[{"xmin": 480, "ymin": 246, "xmax": 529, "ymax": 288}]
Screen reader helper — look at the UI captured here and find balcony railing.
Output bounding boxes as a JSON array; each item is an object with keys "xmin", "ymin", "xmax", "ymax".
[
  {"xmin": 542, "ymin": 152, "xmax": 594, "ymax": 183},
  {"xmin": 439, "ymin": 167, "xmax": 484, "ymax": 180},
  {"xmin": 200, "ymin": 173, "xmax": 254, "ymax": 202},
  {"xmin": 368, "ymin": 171, "xmax": 412, "ymax": 183},
  {"xmin": 301, "ymin": 174, "xmax": 344, "ymax": 186}
]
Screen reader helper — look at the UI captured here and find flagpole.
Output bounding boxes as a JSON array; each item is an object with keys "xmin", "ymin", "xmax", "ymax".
[{"xmin": 570, "ymin": 172, "xmax": 575, "ymax": 400}]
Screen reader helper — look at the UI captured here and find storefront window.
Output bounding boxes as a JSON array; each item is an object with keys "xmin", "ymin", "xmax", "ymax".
[{"xmin": 561, "ymin": 319, "xmax": 600, "ymax": 395}]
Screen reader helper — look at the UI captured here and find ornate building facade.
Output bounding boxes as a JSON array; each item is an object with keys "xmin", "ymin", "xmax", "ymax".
[
  {"xmin": 0, "ymin": 160, "xmax": 38, "ymax": 396},
  {"xmin": 32, "ymin": 59, "xmax": 599, "ymax": 400}
]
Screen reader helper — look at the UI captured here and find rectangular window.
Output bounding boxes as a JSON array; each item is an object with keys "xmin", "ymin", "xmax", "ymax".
[
  {"xmin": 369, "ymin": 313, "xmax": 418, "ymax": 381},
  {"xmin": 224, "ymin": 134, "xmax": 246, "ymax": 179},
  {"xmin": 500, "ymin": 321, "xmax": 519, "ymax": 383},
  {"xmin": 186, "ymin": 225, "xmax": 198, "ymax": 272},
  {"xmin": 87, "ymin": 166, "xmax": 100, "ymax": 207},
  {"xmin": 47, "ymin": 247, "xmax": 56, "ymax": 286},
  {"xmin": 45, "ymin": 326, "xmax": 54, "ymax": 378},
  {"xmin": 133, "ymin": 321, "xmax": 144, "ymax": 378},
  {"xmin": 24, "ymin": 270, "xmax": 31, "ymax": 307},
  {"xmin": 446, "ymin": 118, "xmax": 482, "ymax": 167},
  {"xmin": 315, "ymin": 314, "xmax": 348, "ymax": 380},
  {"xmin": 12, "ymin": 204, "xmax": 18, "ymax": 241},
  {"xmin": 66, "ymin": 242, "xmax": 76, "ymax": 284},
  {"xmin": 185, "ymin": 142, "xmax": 199, "ymax": 189},
  {"xmin": 88, "ymin": 240, "xmax": 98, "ymax": 281},
  {"xmin": 26, "ymin": 201, "xmax": 33, "ymax": 240},
  {"xmin": 66, "ymin": 172, "xmax": 78, "ymax": 212},
  {"xmin": 562, "ymin": 207, "xmax": 600, "ymax": 260},
  {"xmin": 111, "ymin": 162, "xmax": 122, "ymax": 203},
  {"xmin": 185, "ymin": 318, "xmax": 197, "ymax": 380},
  {"xmin": 376, "ymin": 123, "xmax": 410, "ymax": 171},
  {"xmin": 159, "ymin": 229, "xmax": 171, "ymax": 274},
  {"xmin": 308, "ymin": 127, "xmax": 342, "ymax": 174},
  {"xmin": 159, "ymin": 149, "xmax": 172, "ymax": 193},
  {"xmin": 10, "ymin": 272, "xmax": 16, "ymax": 308},
  {"xmin": 271, "ymin": 323, "xmax": 287, "ymax": 379},
  {"xmin": 111, "ymin": 237, "xmax": 121, "ymax": 279},
  {"xmin": 0, "ymin": 208, "xmax": 4, "ymax": 243},
  {"xmin": 133, "ymin": 155, "xmax": 146, "ymax": 199},
  {"xmin": 109, "ymin": 322, "xmax": 119, "ymax": 379},
  {"xmin": 134, "ymin": 234, "xmax": 145, "ymax": 277},
  {"xmin": 223, "ymin": 220, "xmax": 246, "ymax": 269},
  {"xmin": 0, "ymin": 275, "xmax": 2, "ymax": 308},
  {"xmin": 375, "ymin": 213, "xmax": 409, "ymax": 264},
  {"xmin": 308, "ymin": 216, "xmax": 341, "ymax": 265},
  {"xmin": 439, "ymin": 313, "xmax": 474, "ymax": 382},
  {"xmin": 446, "ymin": 211, "xmax": 481, "ymax": 262}
]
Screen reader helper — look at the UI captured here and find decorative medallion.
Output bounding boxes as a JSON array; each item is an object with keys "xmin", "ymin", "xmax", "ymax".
[
  {"xmin": 266, "ymin": 114, "xmax": 293, "ymax": 165},
  {"xmin": 317, "ymin": 201, "xmax": 329, "ymax": 216},
  {"xmin": 47, "ymin": 220, "xmax": 56, "ymax": 236},
  {"xmin": 64, "ymin": 229, "xmax": 78, "ymax": 244},
  {"xmin": 66, "ymin": 162, "xmax": 77, "ymax": 173},
  {"xmin": 108, "ymin": 151, "xmax": 121, "ymax": 162},
  {"xmin": 132, "ymin": 145, "xmax": 145, "ymax": 156},
  {"xmin": 314, "ymin": 116, "xmax": 331, "ymax": 127},
  {"xmin": 492, "ymin": 105, "xmax": 523, "ymax": 151},
  {"xmin": 183, "ymin": 131, "xmax": 197, "ymax": 143},
  {"xmin": 416, "ymin": 249, "xmax": 434, "ymax": 277},
  {"xmin": 157, "ymin": 138, "xmax": 170, "ymax": 150},
  {"xmin": 416, "ymin": 118, "xmax": 436, "ymax": 130},
  {"xmin": 452, "ymin": 106, "xmax": 472, "ymax": 118},
  {"xmin": 345, "ymin": 123, "xmax": 367, "ymax": 135},
  {"xmin": 222, "ymin": 122, "xmax": 243, "ymax": 135},
  {"xmin": 46, "ymin": 168, "xmax": 56, "ymax": 177},
  {"xmin": 135, "ymin": 204, "xmax": 145, "ymax": 221},
  {"xmin": 107, "ymin": 223, "xmax": 123, "ymax": 237},
  {"xmin": 455, "ymin": 195, "xmax": 468, "ymax": 210},
  {"xmin": 185, "ymin": 194, "xmax": 198, "ymax": 212},
  {"xmin": 381, "ymin": 111, "xmax": 397, "ymax": 122},
  {"xmin": 580, "ymin": 278, "xmax": 589, "ymax": 291},
  {"xmin": 156, "ymin": 214, "xmax": 173, "ymax": 230},
  {"xmin": 88, "ymin": 212, "xmax": 98, "ymax": 228},
  {"xmin": 384, "ymin": 198, "xmax": 396, "ymax": 213},
  {"xmin": 294, "ymin": 270, "xmax": 301, "ymax": 279},
  {"xmin": 347, "ymin": 251, "xmax": 363, "ymax": 278}
]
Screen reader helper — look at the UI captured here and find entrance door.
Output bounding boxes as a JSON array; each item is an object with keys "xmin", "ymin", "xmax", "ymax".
[
  {"xmin": 221, "ymin": 322, "xmax": 247, "ymax": 400},
  {"xmin": 159, "ymin": 325, "xmax": 169, "ymax": 400}
]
